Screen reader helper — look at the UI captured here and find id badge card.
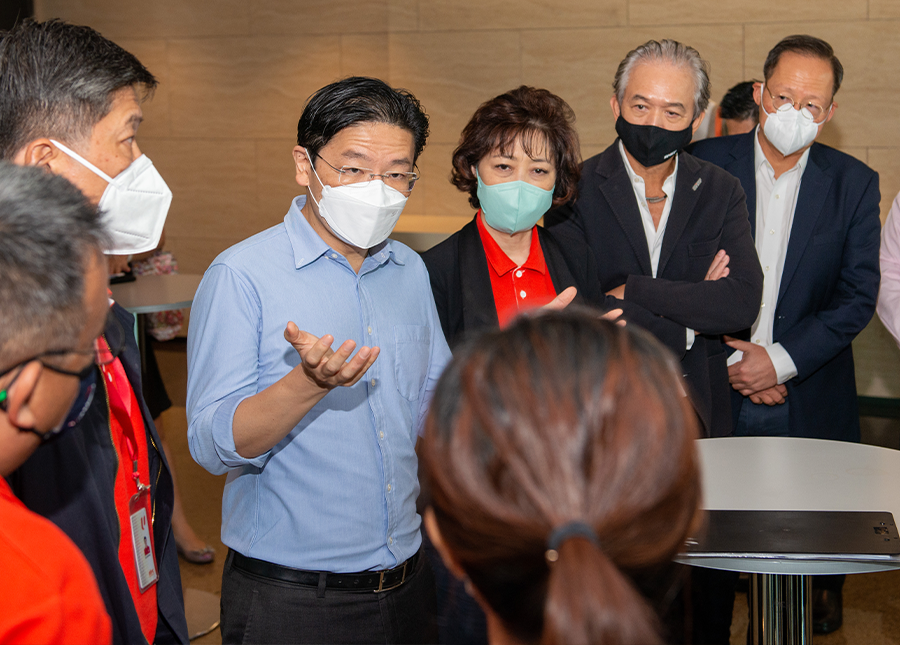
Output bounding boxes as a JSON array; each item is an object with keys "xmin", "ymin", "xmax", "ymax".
[{"xmin": 129, "ymin": 487, "xmax": 159, "ymax": 592}]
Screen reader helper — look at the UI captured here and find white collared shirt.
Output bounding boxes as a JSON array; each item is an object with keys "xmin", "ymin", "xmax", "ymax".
[
  {"xmin": 618, "ymin": 141, "xmax": 678, "ymax": 277},
  {"xmin": 618, "ymin": 141, "xmax": 694, "ymax": 350},
  {"xmin": 726, "ymin": 126, "xmax": 807, "ymax": 383}
]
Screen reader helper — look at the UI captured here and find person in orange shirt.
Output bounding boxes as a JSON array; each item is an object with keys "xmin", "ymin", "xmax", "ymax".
[{"xmin": 0, "ymin": 162, "xmax": 112, "ymax": 644}]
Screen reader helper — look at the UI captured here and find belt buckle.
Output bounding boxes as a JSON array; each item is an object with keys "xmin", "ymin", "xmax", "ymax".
[{"xmin": 374, "ymin": 560, "xmax": 407, "ymax": 593}]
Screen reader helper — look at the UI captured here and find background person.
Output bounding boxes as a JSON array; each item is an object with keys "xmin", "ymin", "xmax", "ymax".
[
  {"xmin": 420, "ymin": 309, "xmax": 702, "ymax": 645},
  {"xmin": 689, "ymin": 33, "xmax": 881, "ymax": 635},
  {"xmin": 0, "ymin": 162, "xmax": 111, "ymax": 643},
  {"xmin": 421, "ymin": 86, "xmax": 587, "ymax": 349},
  {"xmin": 716, "ymin": 80, "xmax": 760, "ymax": 136},
  {"xmin": 877, "ymin": 190, "xmax": 900, "ymax": 348},
  {"xmin": 546, "ymin": 39, "xmax": 763, "ymax": 441},
  {"xmin": 0, "ymin": 19, "xmax": 188, "ymax": 644}
]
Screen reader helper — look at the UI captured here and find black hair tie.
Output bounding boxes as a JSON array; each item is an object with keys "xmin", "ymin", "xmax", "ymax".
[{"xmin": 546, "ymin": 521, "xmax": 599, "ymax": 562}]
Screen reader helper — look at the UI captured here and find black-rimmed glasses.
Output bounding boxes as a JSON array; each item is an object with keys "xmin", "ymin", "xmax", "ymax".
[{"xmin": 0, "ymin": 311, "xmax": 126, "ymax": 411}]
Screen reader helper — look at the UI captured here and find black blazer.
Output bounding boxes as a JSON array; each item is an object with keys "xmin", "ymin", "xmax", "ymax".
[
  {"xmin": 421, "ymin": 218, "xmax": 608, "ymax": 348},
  {"xmin": 689, "ymin": 132, "xmax": 881, "ymax": 442},
  {"xmin": 545, "ymin": 142, "xmax": 764, "ymax": 437},
  {"xmin": 9, "ymin": 303, "xmax": 189, "ymax": 644}
]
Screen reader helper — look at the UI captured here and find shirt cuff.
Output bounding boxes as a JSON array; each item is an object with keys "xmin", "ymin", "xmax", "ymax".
[
  {"xmin": 211, "ymin": 394, "xmax": 270, "ymax": 469},
  {"xmin": 766, "ymin": 342, "xmax": 798, "ymax": 384},
  {"xmin": 686, "ymin": 328, "xmax": 695, "ymax": 351}
]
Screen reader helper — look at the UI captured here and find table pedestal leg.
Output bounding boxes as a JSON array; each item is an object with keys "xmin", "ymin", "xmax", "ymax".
[{"xmin": 749, "ymin": 573, "xmax": 812, "ymax": 645}]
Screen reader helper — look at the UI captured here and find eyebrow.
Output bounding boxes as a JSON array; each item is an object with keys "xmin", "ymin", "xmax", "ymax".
[
  {"xmin": 630, "ymin": 94, "xmax": 686, "ymax": 110},
  {"xmin": 490, "ymin": 152, "xmax": 551, "ymax": 163},
  {"xmin": 341, "ymin": 150, "xmax": 412, "ymax": 167},
  {"xmin": 125, "ymin": 114, "xmax": 143, "ymax": 131}
]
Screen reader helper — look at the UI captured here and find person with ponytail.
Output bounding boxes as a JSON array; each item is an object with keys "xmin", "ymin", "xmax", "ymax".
[{"xmin": 420, "ymin": 309, "xmax": 702, "ymax": 645}]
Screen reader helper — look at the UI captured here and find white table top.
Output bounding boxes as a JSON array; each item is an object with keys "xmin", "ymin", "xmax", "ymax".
[
  {"xmin": 110, "ymin": 273, "xmax": 203, "ymax": 314},
  {"xmin": 677, "ymin": 436, "xmax": 900, "ymax": 575}
]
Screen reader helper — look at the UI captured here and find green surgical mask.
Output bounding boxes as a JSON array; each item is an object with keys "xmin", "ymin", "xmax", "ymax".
[{"xmin": 476, "ymin": 172, "xmax": 554, "ymax": 234}]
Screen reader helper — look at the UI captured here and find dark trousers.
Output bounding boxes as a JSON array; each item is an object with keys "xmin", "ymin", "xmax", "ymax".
[{"xmin": 221, "ymin": 549, "xmax": 439, "ymax": 644}]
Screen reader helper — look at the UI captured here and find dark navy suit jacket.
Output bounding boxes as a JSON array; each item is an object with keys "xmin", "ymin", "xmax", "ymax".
[
  {"xmin": 689, "ymin": 132, "xmax": 881, "ymax": 442},
  {"xmin": 545, "ymin": 142, "xmax": 764, "ymax": 438},
  {"xmin": 9, "ymin": 303, "xmax": 189, "ymax": 644}
]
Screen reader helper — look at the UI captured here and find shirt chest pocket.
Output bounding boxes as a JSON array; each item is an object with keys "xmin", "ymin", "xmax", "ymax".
[{"xmin": 394, "ymin": 324, "xmax": 431, "ymax": 401}]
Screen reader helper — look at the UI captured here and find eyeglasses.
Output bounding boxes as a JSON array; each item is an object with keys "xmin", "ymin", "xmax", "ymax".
[
  {"xmin": 316, "ymin": 155, "xmax": 419, "ymax": 193},
  {"xmin": 0, "ymin": 311, "xmax": 126, "ymax": 410},
  {"xmin": 763, "ymin": 85, "xmax": 832, "ymax": 124}
]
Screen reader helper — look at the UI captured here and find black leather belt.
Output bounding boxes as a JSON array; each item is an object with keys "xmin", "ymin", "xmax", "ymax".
[{"xmin": 231, "ymin": 549, "xmax": 418, "ymax": 593}]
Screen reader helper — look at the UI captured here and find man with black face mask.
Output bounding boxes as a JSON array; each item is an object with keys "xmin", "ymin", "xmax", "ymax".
[
  {"xmin": 547, "ymin": 39, "xmax": 763, "ymax": 441},
  {"xmin": 546, "ymin": 39, "xmax": 764, "ymax": 645}
]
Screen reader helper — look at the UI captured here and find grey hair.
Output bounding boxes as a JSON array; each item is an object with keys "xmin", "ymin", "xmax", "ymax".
[
  {"xmin": 613, "ymin": 39, "xmax": 711, "ymax": 118},
  {"xmin": 0, "ymin": 19, "xmax": 157, "ymax": 160},
  {"xmin": 0, "ymin": 162, "xmax": 108, "ymax": 367}
]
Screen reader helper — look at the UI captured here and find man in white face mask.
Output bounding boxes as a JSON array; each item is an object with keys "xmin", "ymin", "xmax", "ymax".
[
  {"xmin": 0, "ymin": 19, "xmax": 188, "ymax": 645},
  {"xmin": 187, "ymin": 76, "xmax": 451, "ymax": 643},
  {"xmin": 690, "ymin": 35, "xmax": 881, "ymax": 634}
]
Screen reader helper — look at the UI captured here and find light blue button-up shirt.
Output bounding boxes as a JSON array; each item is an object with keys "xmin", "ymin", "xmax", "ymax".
[{"xmin": 186, "ymin": 196, "xmax": 451, "ymax": 573}]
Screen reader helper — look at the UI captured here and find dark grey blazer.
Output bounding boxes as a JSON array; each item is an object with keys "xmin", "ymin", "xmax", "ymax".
[{"xmin": 545, "ymin": 142, "xmax": 764, "ymax": 437}]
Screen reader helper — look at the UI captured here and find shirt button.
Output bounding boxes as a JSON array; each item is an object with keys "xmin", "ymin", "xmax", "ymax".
[
  {"xmin": 367, "ymin": 326, "xmax": 372, "ymax": 335},
  {"xmin": 379, "ymin": 431, "xmax": 384, "ymax": 440},
  {"xmin": 765, "ymin": 266, "xmax": 769, "ymax": 271},
  {"xmin": 388, "ymin": 537, "xmax": 393, "ymax": 545},
  {"xmin": 520, "ymin": 290, "xmax": 527, "ymax": 298},
  {"xmin": 370, "ymin": 378, "xmax": 377, "ymax": 387},
  {"xmin": 330, "ymin": 253, "xmax": 338, "ymax": 259},
  {"xmin": 775, "ymin": 194, "xmax": 780, "ymax": 199},
  {"xmin": 761, "ymin": 302, "xmax": 766, "ymax": 308},
  {"xmin": 386, "ymin": 484, "xmax": 392, "ymax": 492},
  {"xmin": 755, "ymin": 339, "xmax": 762, "ymax": 344},
  {"xmin": 515, "ymin": 270, "xmax": 523, "ymax": 278},
  {"xmin": 769, "ymin": 230, "xmax": 775, "ymax": 235}
]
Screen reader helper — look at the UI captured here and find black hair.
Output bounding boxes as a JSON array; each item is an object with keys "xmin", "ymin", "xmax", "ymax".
[
  {"xmin": 296, "ymin": 76, "xmax": 429, "ymax": 162},
  {"xmin": 0, "ymin": 19, "xmax": 157, "ymax": 160},
  {"xmin": 0, "ymin": 162, "xmax": 107, "ymax": 366},
  {"xmin": 763, "ymin": 35, "xmax": 843, "ymax": 98},
  {"xmin": 719, "ymin": 81, "xmax": 759, "ymax": 122}
]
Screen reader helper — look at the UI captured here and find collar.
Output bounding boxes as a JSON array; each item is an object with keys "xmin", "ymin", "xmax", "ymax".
[
  {"xmin": 284, "ymin": 195, "xmax": 403, "ymax": 270},
  {"xmin": 753, "ymin": 125, "xmax": 810, "ymax": 177},
  {"xmin": 475, "ymin": 211, "xmax": 545, "ymax": 276},
  {"xmin": 617, "ymin": 140, "xmax": 679, "ymax": 189}
]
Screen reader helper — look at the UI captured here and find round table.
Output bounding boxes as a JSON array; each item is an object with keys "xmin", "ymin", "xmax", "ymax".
[
  {"xmin": 677, "ymin": 436, "xmax": 900, "ymax": 644},
  {"xmin": 110, "ymin": 273, "xmax": 202, "ymax": 374}
]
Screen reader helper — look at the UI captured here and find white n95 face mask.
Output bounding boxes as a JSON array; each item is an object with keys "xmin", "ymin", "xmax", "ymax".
[
  {"xmin": 51, "ymin": 140, "xmax": 172, "ymax": 255},
  {"xmin": 306, "ymin": 152, "xmax": 408, "ymax": 250},
  {"xmin": 760, "ymin": 85, "xmax": 826, "ymax": 157}
]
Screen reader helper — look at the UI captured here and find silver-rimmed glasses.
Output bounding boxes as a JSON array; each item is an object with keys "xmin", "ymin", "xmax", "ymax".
[
  {"xmin": 763, "ymin": 85, "xmax": 832, "ymax": 124},
  {"xmin": 316, "ymin": 155, "xmax": 419, "ymax": 193}
]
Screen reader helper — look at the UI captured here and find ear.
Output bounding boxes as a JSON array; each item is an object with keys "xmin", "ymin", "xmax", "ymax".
[
  {"xmin": 424, "ymin": 508, "xmax": 468, "ymax": 581},
  {"xmin": 609, "ymin": 95, "xmax": 621, "ymax": 120},
  {"xmin": 691, "ymin": 108, "xmax": 707, "ymax": 135},
  {"xmin": 823, "ymin": 101, "xmax": 837, "ymax": 126},
  {"xmin": 293, "ymin": 146, "xmax": 313, "ymax": 188},
  {"xmin": 3, "ymin": 362, "xmax": 43, "ymax": 430},
  {"xmin": 14, "ymin": 138, "xmax": 60, "ymax": 169},
  {"xmin": 753, "ymin": 82, "xmax": 763, "ymax": 108}
]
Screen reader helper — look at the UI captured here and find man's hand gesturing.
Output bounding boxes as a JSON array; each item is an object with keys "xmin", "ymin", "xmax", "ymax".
[{"xmin": 284, "ymin": 321, "xmax": 380, "ymax": 390}]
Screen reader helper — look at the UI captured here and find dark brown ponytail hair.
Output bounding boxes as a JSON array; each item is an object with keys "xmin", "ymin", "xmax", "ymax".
[{"xmin": 421, "ymin": 309, "xmax": 702, "ymax": 645}]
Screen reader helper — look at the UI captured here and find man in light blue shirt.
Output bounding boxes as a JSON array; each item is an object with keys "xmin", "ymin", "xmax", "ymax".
[{"xmin": 187, "ymin": 77, "xmax": 451, "ymax": 644}]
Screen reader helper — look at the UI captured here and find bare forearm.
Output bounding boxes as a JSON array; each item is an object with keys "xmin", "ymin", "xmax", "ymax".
[{"xmin": 232, "ymin": 367, "xmax": 328, "ymax": 459}]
